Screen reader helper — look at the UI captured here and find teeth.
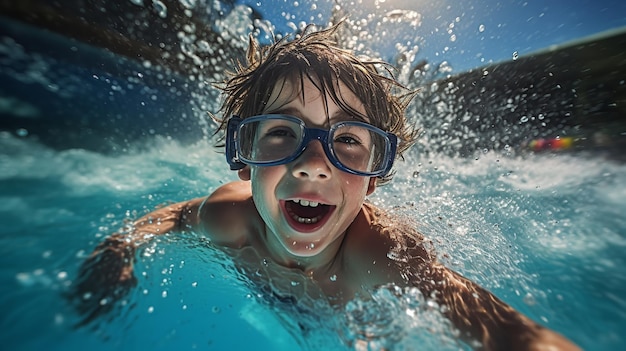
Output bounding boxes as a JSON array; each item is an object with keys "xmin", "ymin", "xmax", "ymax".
[
  {"xmin": 294, "ymin": 199, "xmax": 319, "ymax": 207},
  {"xmin": 287, "ymin": 200, "xmax": 325, "ymax": 225},
  {"xmin": 296, "ymin": 216, "xmax": 318, "ymax": 224}
]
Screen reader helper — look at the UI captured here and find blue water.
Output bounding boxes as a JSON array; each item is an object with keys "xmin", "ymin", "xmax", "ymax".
[
  {"xmin": 2, "ymin": 132, "xmax": 625, "ymax": 350},
  {"xmin": 2, "ymin": 2, "xmax": 626, "ymax": 350}
]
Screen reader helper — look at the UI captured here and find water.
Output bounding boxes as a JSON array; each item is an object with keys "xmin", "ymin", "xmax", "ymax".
[
  {"xmin": 2, "ymin": 133, "xmax": 625, "ymax": 350},
  {"xmin": 1, "ymin": 1, "xmax": 626, "ymax": 350}
]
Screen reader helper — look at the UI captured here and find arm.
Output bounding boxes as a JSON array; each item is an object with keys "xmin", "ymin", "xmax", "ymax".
[
  {"xmin": 413, "ymin": 257, "xmax": 580, "ymax": 351},
  {"xmin": 360, "ymin": 204, "xmax": 579, "ymax": 351},
  {"xmin": 69, "ymin": 181, "xmax": 254, "ymax": 325},
  {"xmin": 69, "ymin": 198, "xmax": 205, "ymax": 326}
]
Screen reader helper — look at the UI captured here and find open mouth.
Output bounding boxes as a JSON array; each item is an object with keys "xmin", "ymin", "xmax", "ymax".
[{"xmin": 283, "ymin": 199, "xmax": 335, "ymax": 232}]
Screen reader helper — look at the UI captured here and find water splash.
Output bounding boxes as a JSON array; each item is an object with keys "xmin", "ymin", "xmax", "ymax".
[
  {"xmin": 341, "ymin": 285, "xmax": 467, "ymax": 350},
  {"xmin": 2, "ymin": 2, "xmax": 625, "ymax": 350}
]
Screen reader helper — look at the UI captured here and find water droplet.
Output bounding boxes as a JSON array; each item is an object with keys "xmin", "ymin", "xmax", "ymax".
[
  {"xmin": 427, "ymin": 300, "xmax": 438, "ymax": 308},
  {"xmin": 191, "ymin": 282, "xmax": 198, "ymax": 287},
  {"xmin": 290, "ymin": 281, "xmax": 300, "ymax": 286},
  {"xmin": 212, "ymin": 306, "xmax": 221, "ymax": 313},
  {"xmin": 179, "ymin": 0, "xmax": 196, "ymax": 9},
  {"xmin": 512, "ymin": 51, "xmax": 519, "ymax": 61},
  {"xmin": 147, "ymin": 306, "xmax": 154, "ymax": 313},
  {"xmin": 76, "ymin": 290, "xmax": 90, "ymax": 300},
  {"xmin": 152, "ymin": 0, "xmax": 168, "ymax": 18},
  {"xmin": 523, "ymin": 292, "xmax": 536, "ymax": 306},
  {"xmin": 16, "ymin": 128, "xmax": 28, "ymax": 137},
  {"xmin": 478, "ymin": 24, "xmax": 485, "ymax": 32},
  {"xmin": 330, "ymin": 274, "xmax": 337, "ymax": 282},
  {"xmin": 54, "ymin": 313, "xmax": 64, "ymax": 325}
]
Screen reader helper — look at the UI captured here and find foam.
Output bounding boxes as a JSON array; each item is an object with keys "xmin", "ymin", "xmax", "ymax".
[{"xmin": 0, "ymin": 133, "xmax": 237, "ymax": 197}]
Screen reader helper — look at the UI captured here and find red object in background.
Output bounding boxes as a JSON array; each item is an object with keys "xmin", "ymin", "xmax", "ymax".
[{"xmin": 528, "ymin": 137, "xmax": 574, "ymax": 151}]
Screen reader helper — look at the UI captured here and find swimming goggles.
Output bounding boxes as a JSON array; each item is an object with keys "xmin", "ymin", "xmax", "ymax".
[{"xmin": 226, "ymin": 114, "xmax": 397, "ymax": 177}]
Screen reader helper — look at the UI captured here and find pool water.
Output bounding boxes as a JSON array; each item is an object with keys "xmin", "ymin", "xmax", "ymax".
[
  {"xmin": 2, "ymin": 1, "xmax": 626, "ymax": 350},
  {"xmin": 2, "ymin": 132, "xmax": 625, "ymax": 350}
]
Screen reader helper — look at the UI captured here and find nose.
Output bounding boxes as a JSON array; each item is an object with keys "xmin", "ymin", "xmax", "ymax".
[{"xmin": 291, "ymin": 140, "xmax": 332, "ymax": 180}]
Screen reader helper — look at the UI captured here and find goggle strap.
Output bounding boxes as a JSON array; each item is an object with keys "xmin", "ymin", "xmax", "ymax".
[
  {"xmin": 384, "ymin": 133, "xmax": 398, "ymax": 176},
  {"xmin": 226, "ymin": 117, "xmax": 246, "ymax": 170}
]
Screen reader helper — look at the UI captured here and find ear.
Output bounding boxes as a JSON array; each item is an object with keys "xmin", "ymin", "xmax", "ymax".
[
  {"xmin": 366, "ymin": 177, "xmax": 377, "ymax": 195},
  {"xmin": 238, "ymin": 166, "xmax": 251, "ymax": 181}
]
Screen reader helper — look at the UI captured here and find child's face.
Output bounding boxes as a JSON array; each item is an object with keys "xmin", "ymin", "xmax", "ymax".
[{"xmin": 238, "ymin": 78, "xmax": 377, "ymax": 260}]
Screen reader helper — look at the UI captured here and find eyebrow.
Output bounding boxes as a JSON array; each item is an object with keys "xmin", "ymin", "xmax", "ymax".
[
  {"xmin": 268, "ymin": 107, "xmax": 363, "ymax": 126},
  {"xmin": 268, "ymin": 106, "xmax": 301, "ymax": 117}
]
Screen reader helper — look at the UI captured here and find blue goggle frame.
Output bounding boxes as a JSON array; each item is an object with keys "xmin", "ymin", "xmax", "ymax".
[{"xmin": 225, "ymin": 114, "xmax": 398, "ymax": 177}]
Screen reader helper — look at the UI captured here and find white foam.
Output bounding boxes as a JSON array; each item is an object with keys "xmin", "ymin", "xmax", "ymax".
[{"xmin": 0, "ymin": 133, "xmax": 237, "ymax": 197}]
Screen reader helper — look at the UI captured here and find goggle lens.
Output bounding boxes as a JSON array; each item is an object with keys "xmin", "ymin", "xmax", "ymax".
[{"xmin": 228, "ymin": 115, "xmax": 396, "ymax": 177}]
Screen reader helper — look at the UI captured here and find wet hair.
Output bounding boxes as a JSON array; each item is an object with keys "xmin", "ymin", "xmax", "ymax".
[{"xmin": 215, "ymin": 21, "xmax": 418, "ymax": 185}]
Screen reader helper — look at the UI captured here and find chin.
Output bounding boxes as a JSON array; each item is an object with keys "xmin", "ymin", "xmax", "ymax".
[{"xmin": 281, "ymin": 239, "xmax": 327, "ymax": 258}]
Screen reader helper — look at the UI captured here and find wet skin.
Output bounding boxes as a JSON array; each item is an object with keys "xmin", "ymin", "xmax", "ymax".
[{"xmin": 71, "ymin": 77, "xmax": 582, "ymax": 351}]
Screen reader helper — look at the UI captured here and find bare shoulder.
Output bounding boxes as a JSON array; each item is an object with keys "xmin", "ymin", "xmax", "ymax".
[
  {"xmin": 205, "ymin": 180, "xmax": 253, "ymax": 203},
  {"xmin": 196, "ymin": 180, "xmax": 259, "ymax": 247},
  {"xmin": 347, "ymin": 202, "xmax": 430, "ymax": 254},
  {"xmin": 342, "ymin": 202, "xmax": 434, "ymax": 287}
]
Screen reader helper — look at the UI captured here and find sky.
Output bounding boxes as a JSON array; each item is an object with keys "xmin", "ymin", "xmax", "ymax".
[{"xmin": 238, "ymin": 0, "xmax": 626, "ymax": 73}]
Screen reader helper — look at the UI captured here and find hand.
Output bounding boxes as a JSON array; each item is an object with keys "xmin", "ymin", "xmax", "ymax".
[{"xmin": 67, "ymin": 234, "xmax": 137, "ymax": 327}]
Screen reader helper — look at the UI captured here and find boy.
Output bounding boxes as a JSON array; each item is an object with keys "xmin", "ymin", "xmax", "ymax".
[{"xmin": 72, "ymin": 23, "xmax": 580, "ymax": 350}]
